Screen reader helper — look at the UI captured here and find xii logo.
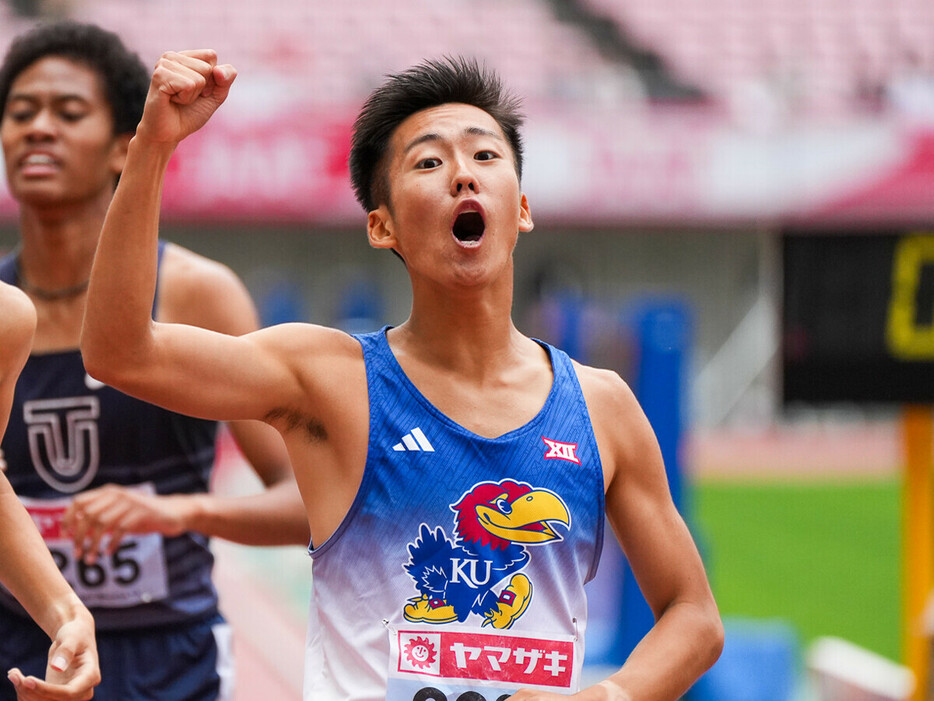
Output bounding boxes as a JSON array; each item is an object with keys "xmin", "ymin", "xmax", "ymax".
[
  {"xmin": 541, "ymin": 437, "xmax": 580, "ymax": 465},
  {"xmin": 24, "ymin": 397, "xmax": 101, "ymax": 493}
]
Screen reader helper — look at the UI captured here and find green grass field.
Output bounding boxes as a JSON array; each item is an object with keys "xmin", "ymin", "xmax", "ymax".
[{"xmin": 693, "ymin": 478, "xmax": 901, "ymax": 663}]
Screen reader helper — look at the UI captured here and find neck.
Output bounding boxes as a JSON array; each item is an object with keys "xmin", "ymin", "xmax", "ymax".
[
  {"xmin": 15, "ymin": 261, "xmax": 90, "ymax": 301},
  {"xmin": 16, "ymin": 200, "xmax": 106, "ymax": 297},
  {"xmin": 396, "ymin": 276, "xmax": 522, "ymax": 374}
]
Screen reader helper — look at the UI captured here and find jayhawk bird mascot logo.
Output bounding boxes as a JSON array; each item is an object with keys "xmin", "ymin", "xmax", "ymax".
[{"xmin": 403, "ymin": 479, "xmax": 570, "ymax": 629}]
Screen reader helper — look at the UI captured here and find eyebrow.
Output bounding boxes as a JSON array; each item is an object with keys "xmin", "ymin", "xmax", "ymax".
[
  {"xmin": 7, "ymin": 91, "xmax": 91, "ymax": 104},
  {"xmin": 402, "ymin": 126, "xmax": 504, "ymax": 155}
]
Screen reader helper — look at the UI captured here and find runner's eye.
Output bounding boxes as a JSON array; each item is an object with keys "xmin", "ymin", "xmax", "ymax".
[
  {"xmin": 7, "ymin": 108, "xmax": 35, "ymax": 123},
  {"xmin": 416, "ymin": 157, "xmax": 441, "ymax": 169},
  {"xmin": 475, "ymin": 150, "xmax": 498, "ymax": 161}
]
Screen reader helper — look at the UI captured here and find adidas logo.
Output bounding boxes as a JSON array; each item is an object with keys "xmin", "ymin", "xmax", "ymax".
[{"xmin": 393, "ymin": 427, "xmax": 435, "ymax": 453}]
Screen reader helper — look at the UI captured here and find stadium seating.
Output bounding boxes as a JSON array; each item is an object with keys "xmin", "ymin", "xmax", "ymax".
[
  {"xmin": 7, "ymin": 0, "xmax": 617, "ymax": 106},
  {"xmin": 582, "ymin": 0, "xmax": 934, "ymax": 116},
  {"xmin": 2, "ymin": 0, "xmax": 930, "ymax": 118}
]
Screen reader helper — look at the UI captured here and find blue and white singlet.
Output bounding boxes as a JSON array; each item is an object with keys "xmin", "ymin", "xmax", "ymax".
[{"xmin": 305, "ymin": 328, "xmax": 605, "ymax": 701}]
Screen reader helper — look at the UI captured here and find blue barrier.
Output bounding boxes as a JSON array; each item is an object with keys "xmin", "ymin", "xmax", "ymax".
[
  {"xmin": 584, "ymin": 297, "xmax": 693, "ymax": 666},
  {"xmin": 690, "ymin": 618, "xmax": 799, "ymax": 701}
]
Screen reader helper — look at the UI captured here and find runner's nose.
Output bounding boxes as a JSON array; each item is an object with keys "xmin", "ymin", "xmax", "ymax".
[
  {"xmin": 451, "ymin": 156, "xmax": 478, "ymax": 195},
  {"xmin": 25, "ymin": 108, "xmax": 58, "ymax": 140}
]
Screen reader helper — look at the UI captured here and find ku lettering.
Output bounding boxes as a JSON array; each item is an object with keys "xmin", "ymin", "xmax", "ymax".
[{"xmin": 403, "ymin": 479, "xmax": 571, "ymax": 628}]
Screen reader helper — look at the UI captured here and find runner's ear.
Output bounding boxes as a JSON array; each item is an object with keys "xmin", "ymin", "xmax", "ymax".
[
  {"xmin": 518, "ymin": 194, "xmax": 533, "ymax": 233},
  {"xmin": 367, "ymin": 207, "xmax": 397, "ymax": 250}
]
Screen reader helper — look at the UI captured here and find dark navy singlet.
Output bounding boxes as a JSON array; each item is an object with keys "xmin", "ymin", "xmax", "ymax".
[
  {"xmin": 304, "ymin": 327, "xmax": 605, "ymax": 701},
  {"xmin": 0, "ymin": 245, "xmax": 219, "ymax": 630}
]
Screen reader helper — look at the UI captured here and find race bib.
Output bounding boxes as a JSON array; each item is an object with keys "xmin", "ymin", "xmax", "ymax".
[
  {"xmin": 20, "ymin": 486, "xmax": 169, "ymax": 608},
  {"xmin": 386, "ymin": 625, "xmax": 578, "ymax": 700}
]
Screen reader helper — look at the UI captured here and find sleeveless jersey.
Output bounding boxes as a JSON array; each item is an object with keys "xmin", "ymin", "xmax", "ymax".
[
  {"xmin": 0, "ymin": 246, "xmax": 220, "ymax": 630},
  {"xmin": 305, "ymin": 328, "xmax": 605, "ymax": 701}
]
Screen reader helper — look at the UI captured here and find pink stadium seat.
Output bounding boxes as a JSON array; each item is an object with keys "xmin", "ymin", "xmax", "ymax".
[
  {"xmin": 60, "ymin": 0, "xmax": 624, "ymax": 107},
  {"xmin": 8, "ymin": 0, "xmax": 933, "ymax": 118},
  {"xmin": 582, "ymin": 0, "xmax": 934, "ymax": 116}
]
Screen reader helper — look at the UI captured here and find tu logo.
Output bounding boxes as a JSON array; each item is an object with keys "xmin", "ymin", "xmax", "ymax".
[{"xmin": 24, "ymin": 397, "xmax": 101, "ymax": 493}]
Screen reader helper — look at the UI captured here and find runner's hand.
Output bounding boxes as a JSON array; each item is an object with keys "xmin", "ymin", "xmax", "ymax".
[
  {"xmin": 63, "ymin": 484, "xmax": 193, "ymax": 564},
  {"xmin": 7, "ymin": 609, "xmax": 99, "ymax": 700},
  {"xmin": 136, "ymin": 49, "xmax": 236, "ymax": 146}
]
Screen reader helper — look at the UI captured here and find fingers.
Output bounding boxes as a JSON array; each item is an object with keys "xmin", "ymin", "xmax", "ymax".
[
  {"xmin": 0, "ymin": 448, "xmax": 6, "ymax": 472},
  {"xmin": 8, "ymin": 621, "xmax": 99, "ymax": 699},
  {"xmin": 38, "ymin": 623, "xmax": 100, "ymax": 700},
  {"xmin": 48, "ymin": 652, "xmax": 69, "ymax": 674},
  {"xmin": 44, "ymin": 651, "xmax": 77, "ymax": 690},
  {"xmin": 153, "ymin": 50, "xmax": 236, "ymax": 105},
  {"xmin": 7, "ymin": 668, "xmax": 33, "ymax": 692},
  {"xmin": 211, "ymin": 63, "xmax": 237, "ymax": 93},
  {"xmin": 10, "ymin": 676, "xmax": 94, "ymax": 701},
  {"xmin": 103, "ymin": 527, "xmax": 126, "ymax": 557},
  {"xmin": 153, "ymin": 51, "xmax": 214, "ymax": 105},
  {"xmin": 138, "ymin": 49, "xmax": 236, "ymax": 144},
  {"xmin": 79, "ymin": 501, "xmax": 129, "ymax": 563},
  {"xmin": 64, "ymin": 487, "xmax": 186, "ymax": 562},
  {"xmin": 63, "ymin": 486, "xmax": 129, "ymax": 564},
  {"xmin": 174, "ymin": 48, "xmax": 220, "ymax": 64},
  {"xmin": 63, "ymin": 495, "xmax": 101, "ymax": 563}
]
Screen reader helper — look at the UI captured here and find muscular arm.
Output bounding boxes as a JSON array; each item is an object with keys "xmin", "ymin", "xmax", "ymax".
[
  {"xmin": 76, "ymin": 51, "xmax": 309, "ymax": 553},
  {"xmin": 81, "ymin": 50, "xmax": 298, "ymax": 424},
  {"xmin": 74, "ymin": 232, "xmax": 309, "ymax": 552},
  {"xmin": 0, "ymin": 284, "xmax": 100, "ymax": 699},
  {"xmin": 521, "ymin": 367, "xmax": 722, "ymax": 701},
  {"xmin": 598, "ymin": 371, "xmax": 722, "ymax": 700},
  {"xmin": 157, "ymin": 246, "xmax": 309, "ymax": 546}
]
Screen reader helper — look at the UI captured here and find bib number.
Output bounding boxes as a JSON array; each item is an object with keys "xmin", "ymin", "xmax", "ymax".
[
  {"xmin": 22, "ymin": 490, "xmax": 169, "ymax": 608},
  {"xmin": 412, "ymin": 689, "xmax": 511, "ymax": 701}
]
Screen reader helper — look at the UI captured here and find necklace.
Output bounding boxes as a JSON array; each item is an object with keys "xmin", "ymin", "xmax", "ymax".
[{"xmin": 14, "ymin": 256, "xmax": 90, "ymax": 301}]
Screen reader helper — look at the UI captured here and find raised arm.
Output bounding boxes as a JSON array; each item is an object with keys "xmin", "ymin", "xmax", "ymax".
[
  {"xmin": 0, "ymin": 284, "xmax": 100, "ymax": 700},
  {"xmin": 81, "ymin": 50, "xmax": 298, "ymax": 423},
  {"xmin": 71, "ymin": 245, "xmax": 309, "ymax": 559}
]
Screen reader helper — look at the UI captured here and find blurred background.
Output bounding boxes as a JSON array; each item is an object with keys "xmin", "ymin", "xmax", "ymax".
[{"xmin": 1, "ymin": 0, "xmax": 933, "ymax": 698}]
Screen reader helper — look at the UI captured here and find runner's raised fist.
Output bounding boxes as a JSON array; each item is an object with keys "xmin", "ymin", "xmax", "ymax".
[{"xmin": 136, "ymin": 49, "xmax": 236, "ymax": 146}]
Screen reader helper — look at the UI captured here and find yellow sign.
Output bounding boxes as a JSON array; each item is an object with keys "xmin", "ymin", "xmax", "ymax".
[{"xmin": 887, "ymin": 234, "xmax": 934, "ymax": 360}]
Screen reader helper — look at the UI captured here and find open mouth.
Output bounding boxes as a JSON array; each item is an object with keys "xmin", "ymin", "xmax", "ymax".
[
  {"xmin": 452, "ymin": 211, "xmax": 485, "ymax": 243},
  {"xmin": 19, "ymin": 153, "xmax": 61, "ymax": 176}
]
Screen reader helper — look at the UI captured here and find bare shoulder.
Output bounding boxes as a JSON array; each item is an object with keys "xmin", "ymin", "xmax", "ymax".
[
  {"xmin": 253, "ymin": 321, "xmax": 364, "ymax": 392},
  {"xmin": 158, "ymin": 241, "xmax": 242, "ymax": 294},
  {"xmin": 0, "ymin": 282, "xmax": 36, "ymax": 362},
  {"xmin": 573, "ymin": 360, "xmax": 642, "ymax": 424},
  {"xmin": 572, "ymin": 360, "xmax": 658, "ymax": 484},
  {"xmin": 250, "ymin": 321, "xmax": 367, "ymax": 434},
  {"xmin": 255, "ymin": 321, "xmax": 361, "ymax": 362},
  {"xmin": 156, "ymin": 242, "xmax": 257, "ymax": 332}
]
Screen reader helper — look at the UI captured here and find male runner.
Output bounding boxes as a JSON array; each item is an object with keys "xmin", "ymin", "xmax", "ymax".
[
  {"xmin": 82, "ymin": 50, "xmax": 723, "ymax": 700},
  {"xmin": 0, "ymin": 23, "xmax": 308, "ymax": 700}
]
